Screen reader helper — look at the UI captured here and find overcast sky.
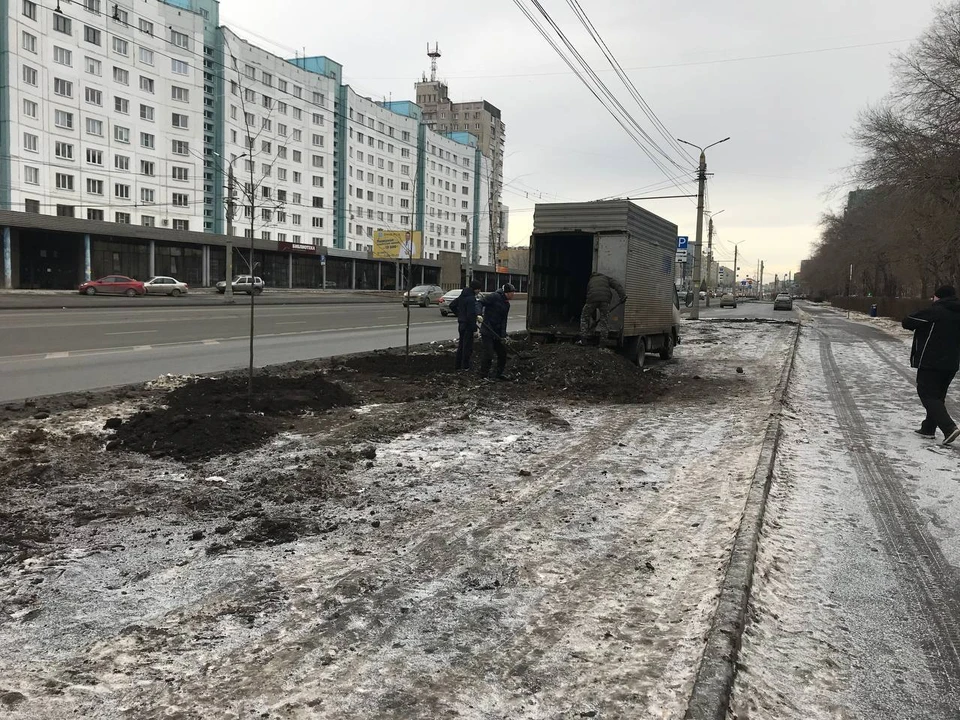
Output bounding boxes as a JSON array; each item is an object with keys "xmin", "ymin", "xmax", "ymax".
[{"xmin": 222, "ymin": 0, "xmax": 935, "ymax": 279}]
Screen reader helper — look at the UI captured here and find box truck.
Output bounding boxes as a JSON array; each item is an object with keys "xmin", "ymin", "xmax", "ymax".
[{"xmin": 526, "ymin": 200, "xmax": 682, "ymax": 366}]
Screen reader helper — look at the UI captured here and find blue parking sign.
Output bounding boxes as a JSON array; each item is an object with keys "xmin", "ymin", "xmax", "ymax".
[{"xmin": 677, "ymin": 236, "xmax": 689, "ymax": 250}]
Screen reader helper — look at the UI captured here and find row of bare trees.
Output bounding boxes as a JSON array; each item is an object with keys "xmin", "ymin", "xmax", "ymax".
[{"xmin": 806, "ymin": 2, "xmax": 960, "ymax": 299}]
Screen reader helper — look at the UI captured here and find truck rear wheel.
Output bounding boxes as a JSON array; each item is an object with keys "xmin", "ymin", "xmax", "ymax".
[
  {"xmin": 659, "ymin": 334, "xmax": 675, "ymax": 360},
  {"xmin": 623, "ymin": 335, "xmax": 646, "ymax": 367}
]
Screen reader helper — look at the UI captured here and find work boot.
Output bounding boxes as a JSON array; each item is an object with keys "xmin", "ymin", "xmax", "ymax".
[
  {"xmin": 944, "ymin": 427, "xmax": 960, "ymax": 445},
  {"xmin": 914, "ymin": 428, "xmax": 936, "ymax": 438}
]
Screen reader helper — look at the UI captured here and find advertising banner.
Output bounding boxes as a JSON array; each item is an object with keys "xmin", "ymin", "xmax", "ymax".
[{"xmin": 373, "ymin": 230, "xmax": 423, "ymax": 259}]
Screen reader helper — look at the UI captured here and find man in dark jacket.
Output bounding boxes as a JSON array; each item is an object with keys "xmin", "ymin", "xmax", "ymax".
[
  {"xmin": 579, "ymin": 272, "xmax": 627, "ymax": 343},
  {"xmin": 449, "ymin": 279, "xmax": 482, "ymax": 371},
  {"xmin": 902, "ymin": 285, "xmax": 960, "ymax": 444},
  {"xmin": 479, "ymin": 283, "xmax": 515, "ymax": 380}
]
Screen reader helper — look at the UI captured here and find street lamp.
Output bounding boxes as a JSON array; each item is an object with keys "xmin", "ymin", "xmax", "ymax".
[
  {"xmin": 704, "ymin": 208, "xmax": 725, "ymax": 305},
  {"xmin": 676, "ymin": 136, "xmax": 730, "ymax": 320},
  {"xmin": 214, "ymin": 151, "xmax": 247, "ymax": 302}
]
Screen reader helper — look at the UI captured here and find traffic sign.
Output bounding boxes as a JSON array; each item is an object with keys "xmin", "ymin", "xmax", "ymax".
[
  {"xmin": 675, "ymin": 248, "xmax": 688, "ymax": 264},
  {"xmin": 320, "ymin": 255, "xmax": 326, "ymax": 265},
  {"xmin": 677, "ymin": 236, "xmax": 689, "ymax": 250}
]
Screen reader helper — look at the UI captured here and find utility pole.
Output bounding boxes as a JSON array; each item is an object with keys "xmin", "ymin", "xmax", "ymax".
[
  {"xmin": 465, "ymin": 217, "xmax": 472, "ymax": 283},
  {"xmin": 706, "ymin": 217, "xmax": 714, "ymax": 308},
  {"xmin": 247, "ymin": 151, "xmax": 257, "ymax": 400},
  {"xmin": 677, "ymin": 136, "xmax": 730, "ymax": 320},
  {"xmin": 759, "ymin": 260, "xmax": 764, "ymax": 301},
  {"xmin": 225, "ymin": 162, "xmax": 235, "ymax": 303},
  {"xmin": 732, "ymin": 244, "xmax": 738, "ymax": 300}
]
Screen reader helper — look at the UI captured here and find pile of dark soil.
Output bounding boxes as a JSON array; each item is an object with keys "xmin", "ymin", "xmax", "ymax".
[{"xmin": 112, "ymin": 374, "xmax": 356, "ymax": 461}]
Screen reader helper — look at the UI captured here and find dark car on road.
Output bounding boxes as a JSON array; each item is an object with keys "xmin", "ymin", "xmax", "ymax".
[
  {"xmin": 719, "ymin": 293, "xmax": 737, "ymax": 308},
  {"xmin": 78, "ymin": 275, "xmax": 145, "ymax": 296},
  {"xmin": 773, "ymin": 293, "xmax": 794, "ymax": 311}
]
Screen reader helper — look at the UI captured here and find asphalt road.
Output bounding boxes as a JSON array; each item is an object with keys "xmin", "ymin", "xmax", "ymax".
[
  {"xmin": 692, "ymin": 298, "xmax": 797, "ymax": 321},
  {"xmin": 0, "ymin": 301, "xmax": 527, "ymax": 402}
]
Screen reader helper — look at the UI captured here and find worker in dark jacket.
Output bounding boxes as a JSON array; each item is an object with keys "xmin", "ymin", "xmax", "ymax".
[
  {"xmin": 479, "ymin": 283, "xmax": 515, "ymax": 380},
  {"xmin": 902, "ymin": 285, "xmax": 960, "ymax": 444},
  {"xmin": 449, "ymin": 279, "xmax": 483, "ymax": 371},
  {"xmin": 579, "ymin": 272, "xmax": 627, "ymax": 343}
]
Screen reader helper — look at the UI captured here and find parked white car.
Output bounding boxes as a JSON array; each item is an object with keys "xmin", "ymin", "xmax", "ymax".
[{"xmin": 143, "ymin": 276, "xmax": 189, "ymax": 296}]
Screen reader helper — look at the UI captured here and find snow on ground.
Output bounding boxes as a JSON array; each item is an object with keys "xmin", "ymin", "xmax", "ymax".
[
  {"xmin": 0, "ymin": 319, "xmax": 797, "ymax": 719},
  {"xmin": 731, "ymin": 310, "xmax": 960, "ymax": 720}
]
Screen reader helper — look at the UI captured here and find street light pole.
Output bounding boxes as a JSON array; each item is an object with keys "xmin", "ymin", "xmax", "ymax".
[
  {"xmin": 216, "ymin": 151, "xmax": 247, "ymax": 304},
  {"xmin": 677, "ymin": 137, "xmax": 730, "ymax": 320},
  {"xmin": 705, "ymin": 209, "xmax": 724, "ymax": 307}
]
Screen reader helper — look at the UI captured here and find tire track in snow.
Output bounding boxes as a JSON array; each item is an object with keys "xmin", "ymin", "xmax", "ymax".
[{"xmin": 818, "ymin": 328, "xmax": 960, "ymax": 709}]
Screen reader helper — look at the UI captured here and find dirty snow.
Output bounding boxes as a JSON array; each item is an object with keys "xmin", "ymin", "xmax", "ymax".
[{"xmin": 0, "ymin": 320, "xmax": 797, "ymax": 719}]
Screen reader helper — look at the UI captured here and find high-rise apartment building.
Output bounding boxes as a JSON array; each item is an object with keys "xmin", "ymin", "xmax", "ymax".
[
  {"xmin": 0, "ymin": 1, "xmax": 500, "ymax": 285},
  {"xmin": 415, "ymin": 49, "xmax": 505, "ymax": 265}
]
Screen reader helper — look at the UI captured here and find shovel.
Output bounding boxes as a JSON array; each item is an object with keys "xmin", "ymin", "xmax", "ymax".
[
  {"xmin": 477, "ymin": 317, "xmax": 532, "ymax": 359},
  {"xmin": 585, "ymin": 295, "xmax": 627, "ymax": 334}
]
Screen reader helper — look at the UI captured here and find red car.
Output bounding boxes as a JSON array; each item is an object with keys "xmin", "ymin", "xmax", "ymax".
[{"xmin": 79, "ymin": 275, "xmax": 146, "ymax": 296}]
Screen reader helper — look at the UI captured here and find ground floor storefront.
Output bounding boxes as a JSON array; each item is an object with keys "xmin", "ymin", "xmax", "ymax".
[{"xmin": 1, "ymin": 214, "xmax": 526, "ymax": 292}]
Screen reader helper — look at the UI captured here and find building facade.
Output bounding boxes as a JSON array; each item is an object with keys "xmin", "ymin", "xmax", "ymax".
[{"xmin": 0, "ymin": 1, "xmax": 502, "ymax": 287}]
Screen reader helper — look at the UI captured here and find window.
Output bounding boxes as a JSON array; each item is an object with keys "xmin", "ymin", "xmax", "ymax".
[
  {"xmin": 139, "ymin": 48, "xmax": 154, "ymax": 65},
  {"xmin": 172, "ymin": 219, "xmax": 189, "ymax": 231},
  {"xmin": 86, "ymin": 148, "xmax": 103, "ymax": 165},
  {"xmin": 312, "ymin": 218, "xmax": 322, "ymax": 228},
  {"xmin": 53, "ymin": 46, "xmax": 73, "ymax": 66},
  {"xmin": 244, "ymin": 112, "xmax": 254, "ymax": 126},
  {"xmin": 172, "ymin": 113, "xmax": 188, "ymax": 129},
  {"xmin": 171, "ymin": 59, "xmax": 189, "ymax": 75},
  {"xmin": 24, "ymin": 166, "xmax": 39, "ymax": 185},
  {"xmin": 140, "ymin": 160, "xmax": 155, "ymax": 176},
  {"xmin": 85, "ymin": 87, "xmax": 102, "ymax": 106},
  {"xmin": 171, "ymin": 166, "xmax": 188, "ymax": 182},
  {"xmin": 56, "ymin": 173, "xmax": 74, "ymax": 191},
  {"xmin": 293, "ymin": 85, "xmax": 302, "ymax": 98},
  {"xmin": 142, "ymin": 215, "xmax": 155, "ymax": 227},
  {"xmin": 115, "ymin": 212, "xmax": 131, "ymax": 224},
  {"xmin": 293, "ymin": 129, "xmax": 302, "ymax": 141},
  {"xmin": 85, "ymin": 118, "xmax": 103, "ymax": 136},
  {"xmin": 84, "ymin": 0, "xmax": 100, "ymax": 13},
  {"xmin": 141, "ymin": 188, "xmax": 155, "ymax": 203},
  {"xmin": 114, "ymin": 126, "xmax": 130, "ymax": 143},
  {"xmin": 112, "ymin": 37, "xmax": 128, "ymax": 56},
  {"xmin": 139, "ymin": 19, "xmax": 154, "ymax": 34},
  {"xmin": 171, "ymin": 86, "xmax": 189, "ymax": 102},
  {"xmin": 293, "ymin": 151, "xmax": 302, "ymax": 163},
  {"xmin": 261, "ymin": 71, "xmax": 272, "ymax": 86},
  {"xmin": 56, "ymin": 204, "xmax": 76, "ymax": 217},
  {"xmin": 277, "ymin": 101, "xmax": 287, "ymax": 115},
  {"xmin": 277, "ymin": 146, "xmax": 287, "ymax": 159},
  {"xmin": 262, "ymin": 95, "xmax": 273, "ymax": 109},
  {"xmin": 22, "ymin": 31, "xmax": 37, "ymax": 53},
  {"xmin": 114, "ymin": 183, "xmax": 130, "ymax": 199},
  {"xmin": 113, "ymin": 7, "xmax": 128, "ymax": 23},
  {"xmin": 172, "ymin": 193, "xmax": 189, "ymax": 207},
  {"xmin": 172, "ymin": 140, "xmax": 189, "ymax": 155},
  {"xmin": 114, "ymin": 96, "xmax": 129, "ymax": 114},
  {"xmin": 312, "ymin": 197, "xmax": 323, "ymax": 208},
  {"xmin": 54, "ymin": 78, "xmax": 73, "ymax": 97},
  {"xmin": 22, "ymin": 0, "xmax": 36, "ymax": 20},
  {"xmin": 86, "ymin": 179, "xmax": 103, "ymax": 195},
  {"xmin": 85, "ymin": 56, "xmax": 101, "ymax": 75},
  {"xmin": 261, "ymin": 209, "xmax": 272, "ymax": 221},
  {"xmin": 292, "ymin": 109, "xmax": 302, "ymax": 121},
  {"xmin": 53, "ymin": 14, "xmax": 71, "ymax": 35},
  {"xmin": 139, "ymin": 75, "xmax": 154, "ymax": 93},
  {"xmin": 277, "ymin": 123, "xmax": 287, "ymax": 137},
  {"xmin": 22, "ymin": 99, "xmax": 38, "ymax": 118},
  {"xmin": 261, "ymin": 163, "xmax": 271, "ymax": 176},
  {"xmin": 22, "ymin": 65, "xmax": 37, "ymax": 86},
  {"xmin": 140, "ymin": 104, "xmax": 154, "ymax": 121},
  {"xmin": 261, "ymin": 140, "xmax": 271, "ymax": 153},
  {"xmin": 115, "ymin": 155, "xmax": 130, "ymax": 171},
  {"xmin": 171, "ymin": 30, "xmax": 189, "ymax": 49},
  {"xmin": 277, "ymin": 168, "xmax": 287, "ymax": 180},
  {"xmin": 262, "ymin": 118, "xmax": 271, "ymax": 131},
  {"xmin": 140, "ymin": 132, "xmax": 155, "ymax": 149},
  {"xmin": 292, "ymin": 174, "xmax": 301, "ymax": 185},
  {"xmin": 84, "ymin": 26, "xmax": 101, "ymax": 45},
  {"xmin": 292, "ymin": 214, "xmax": 301, "ymax": 225},
  {"xmin": 54, "ymin": 110, "xmax": 73, "ymax": 129},
  {"xmin": 113, "ymin": 67, "xmax": 129, "ymax": 84}
]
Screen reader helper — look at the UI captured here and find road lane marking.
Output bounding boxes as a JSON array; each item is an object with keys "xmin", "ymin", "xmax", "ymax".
[
  {"xmin": 105, "ymin": 330, "xmax": 159, "ymax": 335},
  {"xmin": 277, "ymin": 321, "xmax": 307, "ymax": 325},
  {"xmin": 202, "ymin": 339, "xmax": 219, "ymax": 345},
  {"xmin": 134, "ymin": 346, "xmax": 152, "ymax": 351},
  {"xmin": 45, "ymin": 352, "xmax": 69, "ymax": 359}
]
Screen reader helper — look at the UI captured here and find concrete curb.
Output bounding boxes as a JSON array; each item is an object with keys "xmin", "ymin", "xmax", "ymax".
[{"xmin": 683, "ymin": 320, "xmax": 803, "ymax": 720}]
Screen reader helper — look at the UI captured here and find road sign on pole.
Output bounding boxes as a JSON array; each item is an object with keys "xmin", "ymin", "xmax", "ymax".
[{"xmin": 677, "ymin": 236, "xmax": 689, "ymax": 250}]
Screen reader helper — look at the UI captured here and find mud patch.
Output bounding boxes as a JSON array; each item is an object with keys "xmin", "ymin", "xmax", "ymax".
[{"xmin": 112, "ymin": 374, "xmax": 357, "ymax": 461}]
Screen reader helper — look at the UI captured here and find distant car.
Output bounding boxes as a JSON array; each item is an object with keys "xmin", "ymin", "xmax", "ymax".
[
  {"xmin": 719, "ymin": 293, "xmax": 737, "ymax": 308},
  {"xmin": 216, "ymin": 275, "xmax": 264, "ymax": 294},
  {"xmin": 438, "ymin": 289, "xmax": 462, "ymax": 316},
  {"xmin": 143, "ymin": 276, "xmax": 189, "ymax": 296},
  {"xmin": 774, "ymin": 293, "xmax": 793, "ymax": 311},
  {"xmin": 322, "ymin": 280, "xmax": 337, "ymax": 289},
  {"xmin": 402, "ymin": 284, "xmax": 444, "ymax": 307},
  {"xmin": 79, "ymin": 275, "xmax": 145, "ymax": 296}
]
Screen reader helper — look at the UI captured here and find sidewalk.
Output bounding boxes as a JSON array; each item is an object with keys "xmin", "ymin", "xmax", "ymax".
[{"xmin": 0, "ymin": 289, "xmax": 399, "ymax": 310}]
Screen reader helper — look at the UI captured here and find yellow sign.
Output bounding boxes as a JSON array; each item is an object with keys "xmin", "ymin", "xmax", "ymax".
[{"xmin": 373, "ymin": 230, "xmax": 423, "ymax": 259}]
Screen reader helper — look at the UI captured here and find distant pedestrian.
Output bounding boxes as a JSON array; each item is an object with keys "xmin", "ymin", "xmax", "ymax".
[
  {"xmin": 479, "ymin": 283, "xmax": 515, "ymax": 380},
  {"xmin": 902, "ymin": 285, "xmax": 960, "ymax": 444},
  {"xmin": 685, "ymin": 289, "xmax": 694, "ymax": 308},
  {"xmin": 578, "ymin": 273, "xmax": 627, "ymax": 344},
  {"xmin": 449, "ymin": 279, "xmax": 483, "ymax": 371}
]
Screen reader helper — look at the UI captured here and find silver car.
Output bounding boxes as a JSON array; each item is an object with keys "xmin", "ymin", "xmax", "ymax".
[
  {"xmin": 143, "ymin": 276, "xmax": 189, "ymax": 296},
  {"xmin": 402, "ymin": 284, "xmax": 444, "ymax": 308},
  {"xmin": 438, "ymin": 289, "xmax": 462, "ymax": 316}
]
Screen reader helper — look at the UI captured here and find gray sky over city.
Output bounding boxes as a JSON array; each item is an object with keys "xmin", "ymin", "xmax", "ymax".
[{"xmin": 223, "ymin": 0, "xmax": 935, "ymax": 279}]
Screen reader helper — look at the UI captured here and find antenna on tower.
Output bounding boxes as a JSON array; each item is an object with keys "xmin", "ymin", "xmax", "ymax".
[{"xmin": 427, "ymin": 42, "xmax": 441, "ymax": 82}]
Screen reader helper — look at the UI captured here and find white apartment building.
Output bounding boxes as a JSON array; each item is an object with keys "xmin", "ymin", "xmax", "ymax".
[
  {"xmin": 344, "ymin": 90, "xmax": 417, "ymax": 253},
  {"xmin": 219, "ymin": 27, "xmax": 337, "ymax": 247},
  {"xmin": 4, "ymin": 0, "xmax": 206, "ymax": 228}
]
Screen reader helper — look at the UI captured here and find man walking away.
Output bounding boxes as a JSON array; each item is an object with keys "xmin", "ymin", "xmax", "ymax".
[
  {"xmin": 449, "ymin": 279, "xmax": 482, "ymax": 371},
  {"xmin": 479, "ymin": 283, "xmax": 516, "ymax": 380},
  {"xmin": 579, "ymin": 272, "xmax": 627, "ymax": 344},
  {"xmin": 902, "ymin": 285, "xmax": 960, "ymax": 445}
]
